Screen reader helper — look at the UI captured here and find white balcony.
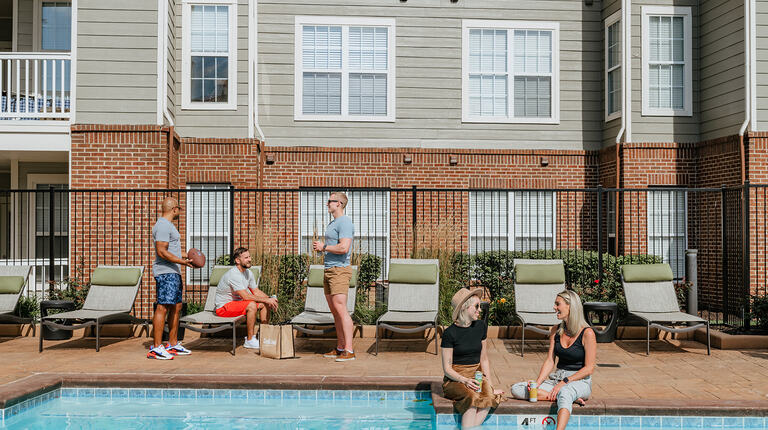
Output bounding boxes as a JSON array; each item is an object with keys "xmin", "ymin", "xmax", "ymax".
[{"xmin": 0, "ymin": 53, "xmax": 72, "ymax": 121}]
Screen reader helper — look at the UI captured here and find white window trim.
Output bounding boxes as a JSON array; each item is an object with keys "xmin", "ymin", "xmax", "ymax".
[
  {"xmin": 468, "ymin": 191, "xmax": 557, "ymax": 253},
  {"xmin": 181, "ymin": 0, "xmax": 238, "ymax": 110},
  {"xmin": 298, "ymin": 190, "xmax": 391, "ymax": 279},
  {"xmin": 185, "ymin": 183, "xmax": 231, "ymax": 285},
  {"xmin": 294, "ymin": 16, "xmax": 396, "ymax": 122},
  {"xmin": 646, "ymin": 190, "xmax": 688, "ymax": 279},
  {"xmin": 605, "ymin": 11, "xmax": 622, "ymax": 122},
  {"xmin": 34, "ymin": 0, "xmax": 72, "ymax": 52},
  {"xmin": 641, "ymin": 6, "xmax": 693, "ymax": 117},
  {"xmin": 461, "ymin": 20, "xmax": 560, "ymax": 124}
]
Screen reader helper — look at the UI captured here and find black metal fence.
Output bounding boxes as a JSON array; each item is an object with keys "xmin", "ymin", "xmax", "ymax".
[{"xmin": 0, "ymin": 185, "xmax": 758, "ymax": 326}]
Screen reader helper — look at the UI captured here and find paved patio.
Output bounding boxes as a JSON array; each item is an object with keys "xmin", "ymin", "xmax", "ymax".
[{"xmin": 2, "ymin": 331, "xmax": 767, "ymax": 409}]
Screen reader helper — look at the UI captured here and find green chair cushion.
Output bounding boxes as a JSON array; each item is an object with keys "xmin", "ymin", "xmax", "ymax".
[
  {"xmin": 348, "ymin": 267, "xmax": 358, "ymax": 287},
  {"xmin": 0, "ymin": 276, "xmax": 25, "ymax": 294},
  {"xmin": 622, "ymin": 264, "xmax": 673, "ymax": 282},
  {"xmin": 388, "ymin": 263, "xmax": 438, "ymax": 284},
  {"xmin": 249, "ymin": 266, "xmax": 262, "ymax": 283},
  {"xmin": 209, "ymin": 267, "xmax": 231, "ymax": 286},
  {"xmin": 91, "ymin": 267, "xmax": 142, "ymax": 286},
  {"xmin": 308, "ymin": 268, "xmax": 324, "ymax": 287},
  {"xmin": 515, "ymin": 264, "xmax": 565, "ymax": 284}
]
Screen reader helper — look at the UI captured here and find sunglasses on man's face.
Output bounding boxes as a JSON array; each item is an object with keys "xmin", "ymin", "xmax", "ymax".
[{"xmin": 327, "ymin": 200, "xmax": 340, "ymax": 205}]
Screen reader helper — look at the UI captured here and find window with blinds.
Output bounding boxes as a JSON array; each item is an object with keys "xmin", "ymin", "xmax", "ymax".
[
  {"xmin": 183, "ymin": 1, "xmax": 237, "ymax": 109},
  {"xmin": 605, "ymin": 12, "xmax": 621, "ymax": 121},
  {"xmin": 642, "ymin": 7, "xmax": 691, "ymax": 116},
  {"xmin": 186, "ymin": 184, "xmax": 230, "ymax": 283},
  {"xmin": 295, "ymin": 17, "xmax": 395, "ymax": 122},
  {"xmin": 299, "ymin": 191, "xmax": 389, "ymax": 279},
  {"xmin": 647, "ymin": 190, "xmax": 687, "ymax": 279},
  {"xmin": 469, "ymin": 191, "xmax": 556, "ymax": 254},
  {"xmin": 463, "ymin": 20, "xmax": 559, "ymax": 124}
]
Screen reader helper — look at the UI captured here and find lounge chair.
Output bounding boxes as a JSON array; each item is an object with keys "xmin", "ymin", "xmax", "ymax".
[
  {"xmin": 179, "ymin": 265, "xmax": 262, "ymax": 355},
  {"xmin": 621, "ymin": 263, "xmax": 710, "ymax": 356},
  {"xmin": 290, "ymin": 265, "xmax": 358, "ymax": 336},
  {"xmin": 39, "ymin": 265, "xmax": 147, "ymax": 352},
  {"xmin": 375, "ymin": 259, "xmax": 439, "ymax": 355},
  {"xmin": 513, "ymin": 259, "xmax": 565, "ymax": 357},
  {"xmin": 0, "ymin": 265, "xmax": 34, "ymax": 333}
]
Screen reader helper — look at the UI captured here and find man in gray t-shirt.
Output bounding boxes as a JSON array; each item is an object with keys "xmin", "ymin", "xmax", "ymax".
[
  {"xmin": 148, "ymin": 197, "xmax": 192, "ymax": 360},
  {"xmin": 312, "ymin": 191, "xmax": 356, "ymax": 362},
  {"xmin": 215, "ymin": 247, "xmax": 278, "ymax": 349}
]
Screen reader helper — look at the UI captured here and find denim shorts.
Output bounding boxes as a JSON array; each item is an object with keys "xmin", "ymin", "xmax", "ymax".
[{"xmin": 155, "ymin": 273, "xmax": 183, "ymax": 305}]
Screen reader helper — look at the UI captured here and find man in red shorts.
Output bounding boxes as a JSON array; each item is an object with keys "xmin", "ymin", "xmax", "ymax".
[{"xmin": 214, "ymin": 247, "xmax": 278, "ymax": 349}]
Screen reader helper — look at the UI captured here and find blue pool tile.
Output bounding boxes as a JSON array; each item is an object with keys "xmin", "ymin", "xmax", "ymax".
[
  {"xmin": 600, "ymin": 415, "xmax": 620, "ymax": 427},
  {"xmin": 403, "ymin": 391, "xmax": 418, "ymax": 401},
  {"xmin": 196, "ymin": 389, "xmax": 213, "ymax": 399},
  {"xmin": 94, "ymin": 388, "xmax": 111, "ymax": 398},
  {"xmin": 417, "ymin": 391, "xmax": 431, "ymax": 400},
  {"xmin": 370, "ymin": 391, "xmax": 387, "ymax": 402},
  {"xmin": 641, "ymin": 416, "xmax": 662, "ymax": 428},
  {"xmin": 231, "ymin": 390, "xmax": 248, "ymax": 400},
  {"xmin": 51, "ymin": 390, "xmax": 61, "ymax": 399},
  {"xmin": 722, "ymin": 417, "xmax": 744, "ymax": 428},
  {"xmin": 282, "ymin": 390, "xmax": 299, "ymax": 400},
  {"xmin": 317, "ymin": 390, "xmax": 334, "ymax": 400},
  {"xmin": 213, "ymin": 390, "xmax": 229, "ymax": 400},
  {"xmin": 145, "ymin": 389, "xmax": 162, "ymax": 399},
  {"xmin": 129, "ymin": 389, "xmax": 146, "ymax": 399},
  {"xmin": 77, "ymin": 388, "xmax": 95, "ymax": 398},
  {"xmin": 299, "ymin": 391, "xmax": 316, "ymax": 401},
  {"xmin": 350, "ymin": 390, "xmax": 368, "ymax": 401},
  {"xmin": 386, "ymin": 391, "xmax": 404, "ymax": 401},
  {"xmin": 621, "ymin": 416, "xmax": 642, "ymax": 427},
  {"xmin": 481, "ymin": 414, "xmax": 497, "ymax": 426},
  {"xmin": 334, "ymin": 390, "xmax": 351, "ymax": 403},
  {"xmin": 163, "ymin": 389, "xmax": 180, "ymax": 400},
  {"xmin": 265, "ymin": 390, "xmax": 282, "ymax": 400},
  {"xmin": 112, "ymin": 388, "xmax": 129, "ymax": 399},
  {"xmin": 61, "ymin": 388, "xmax": 77, "ymax": 398},
  {"xmin": 247, "ymin": 390, "xmax": 264, "ymax": 402},
  {"xmin": 661, "ymin": 416, "xmax": 682, "ymax": 428},
  {"xmin": 497, "ymin": 414, "xmax": 517, "ymax": 426},
  {"xmin": 702, "ymin": 417, "xmax": 724, "ymax": 428},
  {"xmin": 745, "ymin": 417, "xmax": 765, "ymax": 429},
  {"xmin": 437, "ymin": 414, "xmax": 459, "ymax": 425},
  {"xmin": 579, "ymin": 416, "xmax": 599, "ymax": 427},
  {"xmin": 178, "ymin": 389, "xmax": 196, "ymax": 399},
  {"xmin": 683, "ymin": 416, "xmax": 704, "ymax": 428}
]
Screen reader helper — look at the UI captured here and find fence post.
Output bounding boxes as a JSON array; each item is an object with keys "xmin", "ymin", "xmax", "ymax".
[
  {"xmin": 721, "ymin": 186, "xmax": 728, "ymax": 324},
  {"xmin": 597, "ymin": 186, "xmax": 603, "ymax": 285},
  {"xmin": 229, "ymin": 185, "xmax": 235, "ymax": 256},
  {"xmin": 48, "ymin": 186, "xmax": 56, "ymax": 297},
  {"xmin": 686, "ymin": 249, "xmax": 698, "ymax": 317},
  {"xmin": 411, "ymin": 185, "xmax": 417, "ymax": 258},
  {"xmin": 743, "ymin": 180, "xmax": 751, "ymax": 329}
]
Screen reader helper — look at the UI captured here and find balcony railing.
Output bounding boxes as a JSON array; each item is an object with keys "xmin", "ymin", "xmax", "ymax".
[{"xmin": 0, "ymin": 53, "xmax": 72, "ymax": 121}]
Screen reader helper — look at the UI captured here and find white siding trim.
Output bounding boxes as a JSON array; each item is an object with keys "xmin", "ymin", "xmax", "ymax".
[
  {"xmin": 12, "ymin": 0, "xmax": 17, "ymax": 51},
  {"xmin": 641, "ymin": 6, "xmax": 693, "ymax": 117},
  {"xmin": 69, "ymin": 0, "xmax": 76, "ymax": 123},
  {"xmin": 461, "ymin": 20, "xmax": 560, "ymax": 124},
  {"xmin": 156, "ymin": 0, "xmax": 164, "ymax": 125},
  {"xmin": 181, "ymin": 0, "xmax": 238, "ymax": 111},
  {"xmin": 605, "ymin": 10, "xmax": 621, "ymax": 123},
  {"xmin": 293, "ymin": 16, "xmax": 396, "ymax": 123}
]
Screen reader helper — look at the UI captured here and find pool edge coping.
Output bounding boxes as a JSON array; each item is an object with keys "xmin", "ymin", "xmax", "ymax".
[{"xmin": 1, "ymin": 373, "xmax": 767, "ymax": 418}]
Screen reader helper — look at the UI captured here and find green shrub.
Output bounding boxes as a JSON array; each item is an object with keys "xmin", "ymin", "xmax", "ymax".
[
  {"xmin": 15, "ymin": 295, "xmax": 40, "ymax": 320},
  {"xmin": 185, "ymin": 301, "xmax": 204, "ymax": 315},
  {"xmin": 353, "ymin": 254, "xmax": 384, "ymax": 325},
  {"xmin": 215, "ymin": 254, "xmax": 231, "ymax": 266},
  {"xmin": 750, "ymin": 295, "xmax": 768, "ymax": 330},
  {"xmin": 49, "ymin": 260, "xmax": 91, "ymax": 310}
]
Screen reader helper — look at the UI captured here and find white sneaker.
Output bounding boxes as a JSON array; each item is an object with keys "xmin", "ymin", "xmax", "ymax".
[
  {"xmin": 147, "ymin": 344, "xmax": 174, "ymax": 360},
  {"xmin": 244, "ymin": 337, "xmax": 260, "ymax": 349}
]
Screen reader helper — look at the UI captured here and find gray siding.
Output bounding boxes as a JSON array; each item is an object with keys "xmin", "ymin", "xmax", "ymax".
[
  {"xmin": 602, "ymin": 0, "xmax": 623, "ymax": 147},
  {"xmin": 758, "ymin": 0, "xmax": 768, "ymax": 130},
  {"xmin": 76, "ymin": 0, "xmax": 158, "ymax": 124},
  {"xmin": 166, "ymin": 0, "xmax": 176, "ymax": 122},
  {"xmin": 16, "ymin": 0, "xmax": 32, "ymax": 51},
  {"xmin": 171, "ymin": 0, "xmax": 250, "ymax": 138},
  {"xmin": 630, "ymin": 0, "xmax": 699, "ymax": 143},
  {"xmin": 700, "ymin": 0, "xmax": 744, "ymax": 141},
  {"xmin": 258, "ymin": 0, "xmax": 603, "ymax": 151}
]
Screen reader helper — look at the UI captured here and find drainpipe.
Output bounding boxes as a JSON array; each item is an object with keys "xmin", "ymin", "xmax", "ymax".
[
  {"xmin": 251, "ymin": 0, "xmax": 265, "ymax": 142},
  {"xmin": 739, "ymin": 0, "xmax": 751, "ymax": 184},
  {"xmin": 612, "ymin": 0, "xmax": 631, "ymax": 255}
]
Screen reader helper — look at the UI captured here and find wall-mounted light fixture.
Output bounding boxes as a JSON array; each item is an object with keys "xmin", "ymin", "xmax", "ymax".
[
  {"xmin": 403, "ymin": 154, "xmax": 413, "ymax": 164},
  {"xmin": 449, "ymin": 155, "xmax": 458, "ymax": 166},
  {"xmin": 540, "ymin": 156, "xmax": 549, "ymax": 167},
  {"xmin": 265, "ymin": 154, "xmax": 275, "ymax": 165}
]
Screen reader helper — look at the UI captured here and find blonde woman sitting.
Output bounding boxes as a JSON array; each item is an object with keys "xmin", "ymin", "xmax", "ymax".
[
  {"xmin": 440, "ymin": 288, "xmax": 503, "ymax": 429},
  {"xmin": 510, "ymin": 290, "xmax": 596, "ymax": 430}
]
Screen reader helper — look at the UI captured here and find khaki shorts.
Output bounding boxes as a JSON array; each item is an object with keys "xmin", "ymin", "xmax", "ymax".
[{"xmin": 323, "ymin": 266, "xmax": 352, "ymax": 296}]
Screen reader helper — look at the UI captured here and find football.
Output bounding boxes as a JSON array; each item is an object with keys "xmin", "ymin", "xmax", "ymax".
[{"xmin": 187, "ymin": 248, "xmax": 206, "ymax": 268}]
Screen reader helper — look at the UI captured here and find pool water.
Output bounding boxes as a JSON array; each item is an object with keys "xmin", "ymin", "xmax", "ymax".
[{"xmin": 1, "ymin": 388, "xmax": 435, "ymax": 430}]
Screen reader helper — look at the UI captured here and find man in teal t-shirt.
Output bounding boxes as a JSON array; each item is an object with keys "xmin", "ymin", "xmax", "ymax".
[{"xmin": 313, "ymin": 191, "xmax": 355, "ymax": 361}]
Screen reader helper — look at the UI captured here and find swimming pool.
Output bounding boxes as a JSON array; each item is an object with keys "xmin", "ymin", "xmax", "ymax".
[{"xmin": 1, "ymin": 388, "xmax": 766, "ymax": 429}]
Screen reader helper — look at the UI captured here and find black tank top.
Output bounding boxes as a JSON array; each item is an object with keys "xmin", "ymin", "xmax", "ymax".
[{"xmin": 554, "ymin": 328, "xmax": 588, "ymax": 371}]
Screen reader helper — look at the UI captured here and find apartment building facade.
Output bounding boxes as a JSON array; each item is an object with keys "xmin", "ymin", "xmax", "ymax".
[{"xmin": 1, "ymin": 0, "xmax": 767, "ymax": 312}]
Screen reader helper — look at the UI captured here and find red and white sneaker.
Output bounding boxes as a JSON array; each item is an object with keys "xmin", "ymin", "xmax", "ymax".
[
  {"xmin": 147, "ymin": 345, "xmax": 174, "ymax": 360},
  {"xmin": 165, "ymin": 343, "xmax": 192, "ymax": 356}
]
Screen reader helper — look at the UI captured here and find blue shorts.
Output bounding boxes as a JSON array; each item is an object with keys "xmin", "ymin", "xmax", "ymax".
[{"xmin": 155, "ymin": 273, "xmax": 183, "ymax": 305}]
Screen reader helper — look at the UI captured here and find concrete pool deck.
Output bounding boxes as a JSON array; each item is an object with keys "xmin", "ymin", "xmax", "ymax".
[{"xmin": 1, "ymin": 332, "xmax": 767, "ymax": 415}]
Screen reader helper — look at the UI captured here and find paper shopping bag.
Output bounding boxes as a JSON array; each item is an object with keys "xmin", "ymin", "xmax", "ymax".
[{"xmin": 259, "ymin": 324, "xmax": 295, "ymax": 359}]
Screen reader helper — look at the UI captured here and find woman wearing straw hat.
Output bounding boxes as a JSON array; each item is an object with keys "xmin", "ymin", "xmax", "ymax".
[
  {"xmin": 440, "ymin": 288, "xmax": 504, "ymax": 429},
  {"xmin": 510, "ymin": 290, "xmax": 596, "ymax": 430}
]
